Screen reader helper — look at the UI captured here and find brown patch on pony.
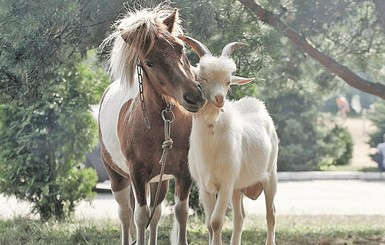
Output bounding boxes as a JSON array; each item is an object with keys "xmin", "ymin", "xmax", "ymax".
[
  {"xmin": 117, "ymin": 99, "xmax": 133, "ymax": 131},
  {"xmin": 99, "ymin": 139, "xmax": 130, "ymax": 192},
  {"xmin": 242, "ymin": 183, "xmax": 263, "ymax": 200}
]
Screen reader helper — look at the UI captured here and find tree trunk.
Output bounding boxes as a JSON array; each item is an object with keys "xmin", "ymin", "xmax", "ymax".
[{"xmin": 238, "ymin": 0, "xmax": 385, "ymax": 100}]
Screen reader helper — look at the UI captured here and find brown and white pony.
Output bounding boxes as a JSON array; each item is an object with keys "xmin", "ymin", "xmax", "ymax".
[{"xmin": 99, "ymin": 7, "xmax": 206, "ymax": 245}]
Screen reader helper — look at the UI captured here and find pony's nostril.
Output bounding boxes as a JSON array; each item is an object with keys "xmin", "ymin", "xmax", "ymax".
[{"xmin": 183, "ymin": 93, "xmax": 196, "ymax": 106}]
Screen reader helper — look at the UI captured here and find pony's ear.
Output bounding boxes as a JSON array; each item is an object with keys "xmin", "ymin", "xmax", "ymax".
[
  {"xmin": 121, "ymin": 29, "xmax": 132, "ymax": 44},
  {"xmin": 120, "ymin": 32, "xmax": 130, "ymax": 43},
  {"xmin": 231, "ymin": 76, "xmax": 255, "ymax": 86},
  {"xmin": 163, "ymin": 8, "xmax": 178, "ymax": 33}
]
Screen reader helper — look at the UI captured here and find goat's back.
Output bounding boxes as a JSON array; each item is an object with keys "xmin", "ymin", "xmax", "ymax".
[{"xmin": 230, "ymin": 96, "xmax": 278, "ymax": 187}]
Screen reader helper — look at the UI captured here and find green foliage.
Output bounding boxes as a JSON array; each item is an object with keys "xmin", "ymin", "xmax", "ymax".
[
  {"xmin": 264, "ymin": 90, "xmax": 319, "ymax": 171},
  {"xmin": 369, "ymin": 99, "xmax": 385, "ymax": 148},
  {"xmin": 331, "ymin": 126, "xmax": 353, "ymax": 166},
  {"xmin": 0, "ymin": 0, "xmax": 124, "ymax": 104},
  {"xmin": 0, "ymin": 59, "xmax": 109, "ymax": 220},
  {"xmin": 316, "ymin": 124, "xmax": 353, "ymax": 169}
]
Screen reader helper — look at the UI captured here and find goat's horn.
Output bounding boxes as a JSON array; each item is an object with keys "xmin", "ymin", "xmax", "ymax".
[
  {"xmin": 178, "ymin": 36, "xmax": 212, "ymax": 58},
  {"xmin": 221, "ymin": 42, "xmax": 246, "ymax": 57}
]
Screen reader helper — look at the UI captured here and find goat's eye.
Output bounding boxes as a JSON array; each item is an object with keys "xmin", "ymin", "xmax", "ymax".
[
  {"xmin": 227, "ymin": 81, "xmax": 231, "ymax": 86},
  {"xmin": 145, "ymin": 61, "xmax": 154, "ymax": 68}
]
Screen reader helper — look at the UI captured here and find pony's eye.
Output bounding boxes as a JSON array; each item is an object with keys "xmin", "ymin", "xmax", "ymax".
[{"xmin": 145, "ymin": 61, "xmax": 154, "ymax": 68}]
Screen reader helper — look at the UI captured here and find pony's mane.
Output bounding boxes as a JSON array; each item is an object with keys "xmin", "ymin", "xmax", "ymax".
[{"xmin": 102, "ymin": 5, "xmax": 183, "ymax": 90}]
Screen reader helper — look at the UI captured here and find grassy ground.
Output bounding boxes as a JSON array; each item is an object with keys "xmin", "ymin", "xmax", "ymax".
[{"xmin": 1, "ymin": 215, "xmax": 384, "ymax": 245}]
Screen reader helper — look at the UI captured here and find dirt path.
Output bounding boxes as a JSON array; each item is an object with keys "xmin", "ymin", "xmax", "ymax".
[{"xmin": 343, "ymin": 117, "xmax": 377, "ymax": 168}]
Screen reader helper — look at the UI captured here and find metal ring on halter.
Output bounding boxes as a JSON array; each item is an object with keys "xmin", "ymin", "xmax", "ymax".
[{"xmin": 161, "ymin": 106, "xmax": 175, "ymax": 123}]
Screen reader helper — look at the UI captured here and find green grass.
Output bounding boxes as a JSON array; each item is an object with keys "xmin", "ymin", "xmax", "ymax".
[{"xmin": 1, "ymin": 215, "xmax": 384, "ymax": 244}]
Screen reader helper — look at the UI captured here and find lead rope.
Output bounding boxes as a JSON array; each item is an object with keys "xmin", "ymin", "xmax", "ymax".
[
  {"xmin": 131, "ymin": 71, "xmax": 174, "ymax": 244},
  {"xmin": 145, "ymin": 102, "xmax": 174, "ymax": 229}
]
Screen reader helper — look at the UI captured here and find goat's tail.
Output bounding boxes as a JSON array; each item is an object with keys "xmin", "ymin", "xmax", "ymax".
[{"xmin": 268, "ymin": 130, "xmax": 279, "ymax": 175}]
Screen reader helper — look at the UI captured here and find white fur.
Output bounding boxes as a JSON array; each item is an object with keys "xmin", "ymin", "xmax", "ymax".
[
  {"xmin": 189, "ymin": 97, "xmax": 275, "ymax": 189},
  {"xmin": 99, "ymin": 80, "xmax": 138, "ymax": 174},
  {"xmin": 188, "ymin": 54, "xmax": 278, "ymax": 245}
]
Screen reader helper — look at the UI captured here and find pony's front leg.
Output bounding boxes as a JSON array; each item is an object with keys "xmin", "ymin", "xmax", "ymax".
[
  {"xmin": 134, "ymin": 201, "xmax": 150, "ymax": 245},
  {"xmin": 171, "ymin": 177, "xmax": 192, "ymax": 245},
  {"xmin": 211, "ymin": 185, "xmax": 233, "ymax": 245},
  {"xmin": 199, "ymin": 188, "xmax": 217, "ymax": 245},
  {"xmin": 230, "ymin": 189, "xmax": 245, "ymax": 245},
  {"xmin": 132, "ymin": 181, "xmax": 150, "ymax": 245}
]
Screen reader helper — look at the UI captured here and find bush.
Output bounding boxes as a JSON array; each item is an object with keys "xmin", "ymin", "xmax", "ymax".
[
  {"xmin": 0, "ymin": 59, "xmax": 107, "ymax": 220},
  {"xmin": 316, "ymin": 123, "xmax": 353, "ymax": 168},
  {"xmin": 369, "ymin": 99, "xmax": 385, "ymax": 148}
]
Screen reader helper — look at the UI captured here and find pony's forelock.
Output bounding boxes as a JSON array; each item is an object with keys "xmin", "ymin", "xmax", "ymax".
[
  {"xmin": 100, "ymin": 5, "xmax": 183, "ymax": 91},
  {"xmin": 199, "ymin": 56, "xmax": 237, "ymax": 79}
]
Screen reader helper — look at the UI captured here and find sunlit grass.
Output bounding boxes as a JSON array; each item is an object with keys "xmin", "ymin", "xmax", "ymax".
[{"xmin": 1, "ymin": 215, "xmax": 384, "ymax": 244}]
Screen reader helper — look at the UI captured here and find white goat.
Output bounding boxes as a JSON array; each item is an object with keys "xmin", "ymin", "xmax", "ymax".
[{"xmin": 180, "ymin": 36, "xmax": 278, "ymax": 245}]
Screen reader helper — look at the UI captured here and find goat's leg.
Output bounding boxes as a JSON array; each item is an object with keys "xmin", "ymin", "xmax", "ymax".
[
  {"xmin": 211, "ymin": 185, "xmax": 232, "ymax": 245},
  {"xmin": 148, "ymin": 181, "xmax": 169, "ymax": 245},
  {"xmin": 171, "ymin": 177, "xmax": 192, "ymax": 245},
  {"xmin": 230, "ymin": 189, "xmax": 245, "ymax": 245},
  {"xmin": 199, "ymin": 188, "xmax": 216, "ymax": 244},
  {"xmin": 262, "ymin": 172, "xmax": 277, "ymax": 245}
]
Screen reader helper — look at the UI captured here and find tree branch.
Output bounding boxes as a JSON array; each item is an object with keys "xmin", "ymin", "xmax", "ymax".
[{"xmin": 238, "ymin": 0, "xmax": 385, "ymax": 100}]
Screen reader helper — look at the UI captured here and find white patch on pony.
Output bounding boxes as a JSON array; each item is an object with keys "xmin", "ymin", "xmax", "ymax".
[{"xmin": 99, "ymin": 80, "xmax": 138, "ymax": 174}]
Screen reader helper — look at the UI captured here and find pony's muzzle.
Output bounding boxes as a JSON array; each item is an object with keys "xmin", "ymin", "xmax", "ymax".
[{"xmin": 182, "ymin": 85, "xmax": 206, "ymax": 112}]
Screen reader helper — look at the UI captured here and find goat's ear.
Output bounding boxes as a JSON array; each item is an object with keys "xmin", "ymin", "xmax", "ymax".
[
  {"xmin": 231, "ymin": 76, "xmax": 254, "ymax": 85},
  {"xmin": 163, "ymin": 8, "xmax": 178, "ymax": 33}
]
